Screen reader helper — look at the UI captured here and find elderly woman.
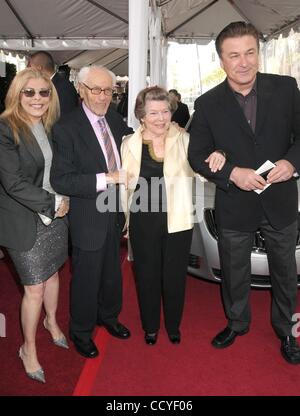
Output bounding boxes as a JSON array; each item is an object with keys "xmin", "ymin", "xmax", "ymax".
[
  {"xmin": 0, "ymin": 68, "xmax": 69, "ymax": 383},
  {"xmin": 121, "ymin": 87, "xmax": 225, "ymax": 345}
]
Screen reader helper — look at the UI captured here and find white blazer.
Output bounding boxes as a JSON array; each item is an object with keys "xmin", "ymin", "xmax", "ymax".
[{"xmin": 120, "ymin": 124, "xmax": 195, "ymax": 233}]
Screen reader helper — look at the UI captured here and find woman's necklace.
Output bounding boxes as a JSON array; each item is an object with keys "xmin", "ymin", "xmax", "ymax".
[{"xmin": 142, "ymin": 136, "xmax": 165, "ymax": 162}]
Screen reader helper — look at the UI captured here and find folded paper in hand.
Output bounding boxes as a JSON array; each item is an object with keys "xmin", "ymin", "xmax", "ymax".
[{"xmin": 254, "ymin": 160, "xmax": 276, "ymax": 194}]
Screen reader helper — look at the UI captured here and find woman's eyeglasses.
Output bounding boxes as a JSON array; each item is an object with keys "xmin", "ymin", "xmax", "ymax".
[{"xmin": 21, "ymin": 88, "xmax": 52, "ymax": 98}]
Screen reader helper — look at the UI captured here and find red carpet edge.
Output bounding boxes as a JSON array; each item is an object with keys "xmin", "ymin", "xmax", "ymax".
[{"xmin": 72, "ymin": 257, "xmax": 132, "ymax": 396}]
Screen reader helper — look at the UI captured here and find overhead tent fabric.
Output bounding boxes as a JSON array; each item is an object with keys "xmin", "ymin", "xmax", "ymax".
[
  {"xmin": 0, "ymin": 0, "xmax": 130, "ymax": 74},
  {"xmin": 1, "ymin": 0, "xmax": 300, "ymax": 126},
  {"xmin": 162, "ymin": 0, "xmax": 300, "ymax": 42},
  {"xmin": 1, "ymin": 0, "xmax": 300, "ymax": 71}
]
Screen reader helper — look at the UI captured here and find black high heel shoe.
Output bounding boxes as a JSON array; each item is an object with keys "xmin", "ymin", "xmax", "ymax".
[
  {"xmin": 168, "ymin": 331, "xmax": 181, "ymax": 344},
  {"xmin": 144, "ymin": 332, "xmax": 157, "ymax": 345}
]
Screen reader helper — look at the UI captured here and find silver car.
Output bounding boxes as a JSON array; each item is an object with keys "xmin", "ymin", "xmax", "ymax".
[{"xmin": 188, "ymin": 178, "xmax": 300, "ymax": 288}]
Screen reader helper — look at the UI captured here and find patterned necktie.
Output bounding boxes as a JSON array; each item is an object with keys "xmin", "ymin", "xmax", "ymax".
[{"xmin": 98, "ymin": 118, "xmax": 118, "ymax": 172}]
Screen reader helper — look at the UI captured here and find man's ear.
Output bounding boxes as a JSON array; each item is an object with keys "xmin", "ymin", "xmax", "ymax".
[
  {"xmin": 219, "ymin": 58, "xmax": 224, "ymax": 70},
  {"xmin": 78, "ymin": 84, "xmax": 84, "ymax": 99}
]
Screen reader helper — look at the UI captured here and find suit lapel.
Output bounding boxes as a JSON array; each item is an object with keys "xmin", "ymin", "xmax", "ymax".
[
  {"xmin": 220, "ymin": 80, "xmax": 254, "ymax": 140},
  {"xmin": 255, "ymin": 72, "xmax": 274, "ymax": 136},
  {"xmin": 48, "ymin": 132, "xmax": 53, "ymax": 151},
  {"xmin": 22, "ymin": 130, "xmax": 45, "ymax": 168},
  {"xmin": 75, "ymin": 107, "xmax": 108, "ymax": 171}
]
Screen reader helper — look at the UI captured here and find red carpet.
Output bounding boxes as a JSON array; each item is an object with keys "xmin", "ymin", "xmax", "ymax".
[
  {"xmin": 0, "ymin": 256, "xmax": 85, "ymax": 396},
  {"xmin": 0, "ymin": 244, "xmax": 127, "ymax": 396},
  {"xmin": 75, "ymin": 261, "xmax": 300, "ymax": 396},
  {"xmin": 1, "ymin": 249, "xmax": 300, "ymax": 396}
]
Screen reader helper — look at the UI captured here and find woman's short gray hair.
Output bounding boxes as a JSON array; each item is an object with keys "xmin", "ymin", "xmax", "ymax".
[
  {"xmin": 135, "ymin": 86, "xmax": 175, "ymax": 121},
  {"xmin": 77, "ymin": 65, "xmax": 116, "ymax": 85}
]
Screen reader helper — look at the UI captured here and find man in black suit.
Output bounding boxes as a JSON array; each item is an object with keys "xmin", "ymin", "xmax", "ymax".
[
  {"xmin": 50, "ymin": 65, "xmax": 133, "ymax": 358},
  {"xmin": 169, "ymin": 89, "xmax": 190, "ymax": 128},
  {"xmin": 188, "ymin": 22, "xmax": 300, "ymax": 364},
  {"xmin": 28, "ymin": 51, "xmax": 78, "ymax": 116}
]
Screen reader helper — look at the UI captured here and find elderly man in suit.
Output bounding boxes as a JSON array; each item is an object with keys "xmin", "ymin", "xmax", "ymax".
[
  {"xmin": 50, "ymin": 65, "xmax": 133, "ymax": 358},
  {"xmin": 188, "ymin": 21, "xmax": 300, "ymax": 364},
  {"xmin": 28, "ymin": 51, "xmax": 78, "ymax": 116}
]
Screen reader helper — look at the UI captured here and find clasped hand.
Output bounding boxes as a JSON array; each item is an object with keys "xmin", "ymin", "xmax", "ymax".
[
  {"xmin": 230, "ymin": 160, "xmax": 295, "ymax": 191},
  {"xmin": 266, "ymin": 160, "xmax": 295, "ymax": 183},
  {"xmin": 55, "ymin": 198, "xmax": 69, "ymax": 218},
  {"xmin": 205, "ymin": 151, "xmax": 226, "ymax": 173},
  {"xmin": 106, "ymin": 169, "xmax": 128, "ymax": 189}
]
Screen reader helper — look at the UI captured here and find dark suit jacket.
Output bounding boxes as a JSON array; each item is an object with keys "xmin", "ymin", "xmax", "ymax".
[
  {"xmin": 188, "ymin": 73, "xmax": 300, "ymax": 232},
  {"xmin": 50, "ymin": 105, "xmax": 133, "ymax": 251},
  {"xmin": 172, "ymin": 101, "xmax": 190, "ymax": 128},
  {"xmin": 0, "ymin": 121, "xmax": 56, "ymax": 250},
  {"xmin": 52, "ymin": 73, "xmax": 79, "ymax": 116}
]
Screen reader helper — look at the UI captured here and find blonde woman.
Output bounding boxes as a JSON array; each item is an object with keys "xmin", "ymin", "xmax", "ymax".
[
  {"xmin": 121, "ymin": 87, "xmax": 225, "ymax": 345},
  {"xmin": 0, "ymin": 68, "xmax": 69, "ymax": 383}
]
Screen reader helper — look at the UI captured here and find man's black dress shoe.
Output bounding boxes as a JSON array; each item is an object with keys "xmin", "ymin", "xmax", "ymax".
[
  {"xmin": 70, "ymin": 335, "xmax": 99, "ymax": 358},
  {"xmin": 102, "ymin": 322, "xmax": 131, "ymax": 339},
  {"xmin": 145, "ymin": 332, "xmax": 157, "ymax": 345},
  {"xmin": 281, "ymin": 336, "xmax": 300, "ymax": 364},
  {"xmin": 168, "ymin": 332, "xmax": 181, "ymax": 344},
  {"xmin": 211, "ymin": 326, "xmax": 249, "ymax": 349}
]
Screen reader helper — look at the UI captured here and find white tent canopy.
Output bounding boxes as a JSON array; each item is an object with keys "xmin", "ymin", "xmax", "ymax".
[
  {"xmin": 2, "ymin": 0, "xmax": 300, "ymax": 127},
  {"xmin": 1, "ymin": 0, "xmax": 300, "ymax": 74},
  {"xmin": 162, "ymin": 0, "xmax": 300, "ymax": 42}
]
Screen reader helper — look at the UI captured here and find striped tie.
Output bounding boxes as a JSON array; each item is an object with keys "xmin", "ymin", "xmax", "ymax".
[{"xmin": 98, "ymin": 118, "xmax": 118, "ymax": 172}]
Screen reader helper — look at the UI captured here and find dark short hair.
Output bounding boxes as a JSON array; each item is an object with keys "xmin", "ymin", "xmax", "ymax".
[
  {"xmin": 135, "ymin": 86, "xmax": 175, "ymax": 121},
  {"xmin": 215, "ymin": 21, "xmax": 260, "ymax": 57},
  {"xmin": 29, "ymin": 51, "xmax": 55, "ymax": 72}
]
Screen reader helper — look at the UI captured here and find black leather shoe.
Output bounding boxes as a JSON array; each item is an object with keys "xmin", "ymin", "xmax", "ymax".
[
  {"xmin": 145, "ymin": 332, "xmax": 157, "ymax": 345},
  {"xmin": 281, "ymin": 336, "xmax": 300, "ymax": 364},
  {"xmin": 70, "ymin": 335, "xmax": 99, "ymax": 358},
  {"xmin": 168, "ymin": 331, "xmax": 181, "ymax": 344},
  {"xmin": 103, "ymin": 322, "xmax": 131, "ymax": 339},
  {"xmin": 211, "ymin": 326, "xmax": 249, "ymax": 349}
]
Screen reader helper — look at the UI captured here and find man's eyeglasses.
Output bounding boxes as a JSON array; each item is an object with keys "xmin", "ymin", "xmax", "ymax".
[
  {"xmin": 21, "ymin": 88, "xmax": 52, "ymax": 98},
  {"xmin": 81, "ymin": 82, "xmax": 114, "ymax": 96}
]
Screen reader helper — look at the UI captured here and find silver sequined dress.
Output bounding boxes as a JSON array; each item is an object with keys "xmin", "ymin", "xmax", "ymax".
[{"xmin": 7, "ymin": 122, "xmax": 68, "ymax": 285}]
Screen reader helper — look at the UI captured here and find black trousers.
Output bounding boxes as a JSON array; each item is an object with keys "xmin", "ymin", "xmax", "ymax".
[
  {"xmin": 130, "ymin": 211, "xmax": 193, "ymax": 334},
  {"xmin": 218, "ymin": 216, "xmax": 298, "ymax": 336},
  {"xmin": 70, "ymin": 213, "xmax": 122, "ymax": 342}
]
